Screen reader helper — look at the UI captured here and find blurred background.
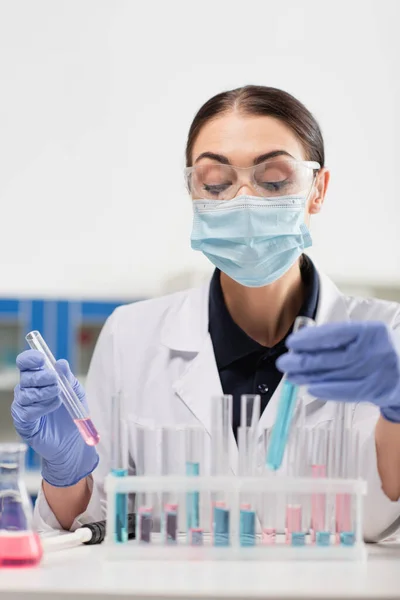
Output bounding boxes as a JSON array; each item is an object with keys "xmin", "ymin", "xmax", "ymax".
[{"xmin": 0, "ymin": 0, "xmax": 399, "ymax": 493}]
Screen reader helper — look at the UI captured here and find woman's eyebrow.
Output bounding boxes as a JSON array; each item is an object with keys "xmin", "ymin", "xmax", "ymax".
[
  {"xmin": 253, "ymin": 150, "xmax": 295, "ymax": 164},
  {"xmin": 194, "ymin": 152, "xmax": 231, "ymax": 165},
  {"xmin": 194, "ymin": 150, "xmax": 295, "ymax": 166}
]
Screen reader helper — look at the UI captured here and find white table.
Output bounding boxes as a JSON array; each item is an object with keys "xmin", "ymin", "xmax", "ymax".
[{"xmin": 0, "ymin": 541, "xmax": 399, "ymax": 600}]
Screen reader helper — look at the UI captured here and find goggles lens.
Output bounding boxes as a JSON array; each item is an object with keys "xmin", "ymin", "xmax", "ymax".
[{"xmin": 187, "ymin": 158, "xmax": 318, "ymax": 200}]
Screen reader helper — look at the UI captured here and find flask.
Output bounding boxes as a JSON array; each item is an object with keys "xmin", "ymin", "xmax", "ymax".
[{"xmin": 0, "ymin": 443, "xmax": 43, "ymax": 567}]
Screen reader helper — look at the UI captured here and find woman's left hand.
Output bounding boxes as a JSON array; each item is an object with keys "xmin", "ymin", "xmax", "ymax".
[{"xmin": 276, "ymin": 321, "xmax": 400, "ymax": 422}]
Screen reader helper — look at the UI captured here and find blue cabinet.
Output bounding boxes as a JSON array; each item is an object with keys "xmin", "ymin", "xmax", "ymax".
[
  {"xmin": 0, "ymin": 298, "xmax": 133, "ymax": 372},
  {"xmin": 0, "ymin": 296, "xmax": 140, "ymax": 488}
]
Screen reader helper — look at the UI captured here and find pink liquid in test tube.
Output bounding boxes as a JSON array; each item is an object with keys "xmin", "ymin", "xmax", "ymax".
[
  {"xmin": 262, "ymin": 528, "xmax": 276, "ymax": 544},
  {"xmin": 311, "ymin": 464, "xmax": 326, "ymax": 542},
  {"xmin": 74, "ymin": 418, "xmax": 100, "ymax": 446},
  {"xmin": 285, "ymin": 506, "xmax": 302, "ymax": 543},
  {"xmin": 26, "ymin": 331, "xmax": 101, "ymax": 447}
]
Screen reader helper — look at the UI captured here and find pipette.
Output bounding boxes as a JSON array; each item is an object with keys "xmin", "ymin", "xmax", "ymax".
[
  {"xmin": 266, "ymin": 316, "xmax": 316, "ymax": 470},
  {"xmin": 25, "ymin": 331, "xmax": 100, "ymax": 446}
]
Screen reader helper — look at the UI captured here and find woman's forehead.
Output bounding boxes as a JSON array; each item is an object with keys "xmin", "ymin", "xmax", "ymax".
[{"xmin": 192, "ymin": 112, "xmax": 306, "ymax": 167}]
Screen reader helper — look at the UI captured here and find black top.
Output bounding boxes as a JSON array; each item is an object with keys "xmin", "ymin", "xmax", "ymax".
[{"xmin": 208, "ymin": 255, "xmax": 320, "ymax": 436}]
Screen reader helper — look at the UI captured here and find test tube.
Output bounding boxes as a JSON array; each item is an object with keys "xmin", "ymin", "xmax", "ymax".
[
  {"xmin": 261, "ymin": 494, "xmax": 277, "ymax": 545},
  {"xmin": 185, "ymin": 427, "xmax": 204, "ymax": 545},
  {"xmin": 336, "ymin": 416, "xmax": 358, "ymax": 546},
  {"xmin": 111, "ymin": 392, "xmax": 128, "ymax": 543},
  {"xmin": 266, "ymin": 317, "xmax": 315, "ymax": 470},
  {"xmin": 240, "ymin": 394, "xmax": 260, "ymax": 475},
  {"xmin": 25, "ymin": 331, "xmax": 100, "ymax": 446},
  {"xmin": 240, "ymin": 394, "xmax": 261, "ymax": 429},
  {"xmin": 311, "ymin": 427, "xmax": 330, "ymax": 545},
  {"xmin": 331, "ymin": 403, "xmax": 355, "ymax": 545},
  {"xmin": 211, "ymin": 395, "xmax": 232, "ymax": 547},
  {"xmin": 237, "ymin": 426, "xmax": 256, "ymax": 547},
  {"xmin": 260, "ymin": 429, "xmax": 277, "ymax": 544},
  {"xmin": 239, "ymin": 503, "xmax": 256, "ymax": 547},
  {"xmin": 285, "ymin": 427, "xmax": 308, "ymax": 546},
  {"xmin": 132, "ymin": 424, "xmax": 157, "ymax": 543},
  {"xmin": 161, "ymin": 427, "xmax": 185, "ymax": 545}
]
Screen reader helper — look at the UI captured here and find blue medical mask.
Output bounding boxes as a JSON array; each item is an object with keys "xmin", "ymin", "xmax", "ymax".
[{"xmin": 190, "ymin": 194, "xmax": 312, "ymax": 287}]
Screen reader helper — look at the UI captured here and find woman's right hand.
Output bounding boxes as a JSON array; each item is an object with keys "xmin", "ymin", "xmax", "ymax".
[{"xmin": 12, "ymin": 350, "xmax": 98, "ymax": 487}]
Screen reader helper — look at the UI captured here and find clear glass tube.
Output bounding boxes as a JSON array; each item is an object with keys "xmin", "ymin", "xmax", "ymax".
[
  {"xmin": 25, "ymin": 330, "xmax": 100, "ymax": 446},
  {"xmin": 110, "ymin": 392, "xmax": 128, "ymax": 543},
  {"xmin": 237, "ymin": 426, "xmax": 256, "ymax": 546},
  {"xmin": 336, "ymin": 426, "xmax": 358, "ymax": 546},
  {"xmin": 261, "ymin": 490, "xmax": 277, "ymax": 545},
  {"xmin": 130, "ymin": 424, "xmax": 157, "ymax": 543},
  {"xmin": 240, "ymin": 394, "xmax": 261, "ymax": 429},
  {"xmin": 330, "ymin": 403, "xmax": 356, "ymax": 545},
  {"xmin": 211, "ymin": 395, "xmax": 232, "ymax": 477},
  {"xmin": 285, "ymin": 427, "xmax": 308, "ymax": 546},
  {"xmin": 211, "ymin": 395, "xmax": 232, "ymax": 546},
  {"xmin": 266, "ymin": 317, "xmax": 315, "ymax": 470},
  {"xmin": 311, "ymin": 427, "xmax": 330, "ymax": 545},
  {"xmin": 160, "ymin": 427, "xmax": 185, "ymax": 544},
  {"xmin": 185, "ymin": 427, "xmax": 205, "ymax": 545}
]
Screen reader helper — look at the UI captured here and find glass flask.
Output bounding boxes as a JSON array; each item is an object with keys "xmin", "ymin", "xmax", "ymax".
[{"xmin": 0, "ymin": 443, "xmax": 43, "ymax": 567}]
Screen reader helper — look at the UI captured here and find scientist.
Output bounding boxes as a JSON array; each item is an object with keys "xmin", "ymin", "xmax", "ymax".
[{"xmin": 12, "ymin": 85, "xmax": 400, "ymax": 540}]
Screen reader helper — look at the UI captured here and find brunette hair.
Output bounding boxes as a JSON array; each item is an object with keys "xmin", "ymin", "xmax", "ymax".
[{"xmin": 185, "ymin": 85, "xmax": 324, "ymax": 167}]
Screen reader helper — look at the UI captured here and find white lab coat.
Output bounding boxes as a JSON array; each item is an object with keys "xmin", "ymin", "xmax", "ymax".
[{"xmin": 33, "ymin": 270, "xmax": 400, "ymax": 541}]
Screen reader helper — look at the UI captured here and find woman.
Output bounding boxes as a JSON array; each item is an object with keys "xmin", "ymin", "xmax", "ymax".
[{"xmin": 12, "ymin": 86, "xmax": 400, "ymax": 540}]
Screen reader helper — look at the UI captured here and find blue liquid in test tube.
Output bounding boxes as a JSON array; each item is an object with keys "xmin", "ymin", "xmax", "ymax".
[
  {"xmin": 111, "ymin": 467, "xmax": 128, "ymax": 543},
  {"xmin": 266, "ymin": 379, "xmax": 299, "ymax": 470},
  {"xmin": 110, "ymin": 392, "xmax": 128, "ymax": 543},
  {"xmin": 266, "ymin": 316, "xmax": 316, "ymax": 471},
  {"xmin": 186, "ymin": 461, "xmax": 200, "ymax": 530},
  {"xmin": 239, "ymin": 505, "xmax": 256, "ymax": 547},
  {"xmin": 213, "ymin": 503, "xmax": 230, "ymax": 547}
]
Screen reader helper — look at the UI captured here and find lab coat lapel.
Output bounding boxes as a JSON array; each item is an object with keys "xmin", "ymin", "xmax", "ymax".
[
  {"xmin": 162, "ymin": 282, "xmax": 238, "ymax": 474},
  {"xmin": 257, "ymin": 269, "xmax": 351, "ymax": 435}
]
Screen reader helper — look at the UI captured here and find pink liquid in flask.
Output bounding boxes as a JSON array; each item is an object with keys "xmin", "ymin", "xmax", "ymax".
[
  {"xmin": 74, "ymin": 418, "xmax": 100, "ymax": 446},
  {"xmin": 0, "ymin": 532, "xmax": 43, "ymax": 568}
]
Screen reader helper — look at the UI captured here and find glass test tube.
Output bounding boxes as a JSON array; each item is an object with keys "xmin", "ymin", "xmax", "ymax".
[
  {"xmin": 261, "ymin": 428, "xmax": 277, "ymax": 544},
  {"xmin": 238, "ymin": 426, "xmax": 256, "ymax": 547},
  {"xmin": 337, "ymin": 426, "xmax": 359, "ymax": 546},
  {"xmin": 285, "ymin": 427, "xmax": 308, "ymax": 546},
  {"xmin": 266, "ymin": 317, "xmax": 315, "ymax": 471},
  {"xmin": 185, "ymin": 427, "xmax": 205, "ymax": 546},
  {"xmin": 161, "ymin": 427, "xmax": 185, "ymax": 545},
  {"xmin": 211, "ymin": 395, "xmax": 232, "ymax": 547},
  {"xmin": 240, "ymin": 394, "xmax": 261, "ymax": 430},
  {"xmin": 133, "ymin": 424, "xmax": 157, "ymax": 544},
  {"xmin": 311, "ymin": 427, "xmax": 330, "ymax": 545},
  {"xmin": 25, "ymin": 331, "xmax": 100, "ymax": 446},
  {"xmin": 331, "ymin": 403, "xmax": 356, "ymax": 545},
  {"xmin": 111, "ymin": 392, "xmax": 128, "ymax": 543}
]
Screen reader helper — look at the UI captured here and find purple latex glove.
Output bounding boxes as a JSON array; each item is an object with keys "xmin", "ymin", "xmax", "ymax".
[
  {"xmin": 276, "ymin": 321, "xmax": 400, "ymax": 423},
  {"xmin": 12, "ymin": 350, "xmax": 98, "ymax": 487}
]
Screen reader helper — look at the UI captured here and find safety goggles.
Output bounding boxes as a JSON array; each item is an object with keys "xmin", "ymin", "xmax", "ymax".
[{"xmin": 185, "ymin": 157, "xmax": 320, "ymax": 201}]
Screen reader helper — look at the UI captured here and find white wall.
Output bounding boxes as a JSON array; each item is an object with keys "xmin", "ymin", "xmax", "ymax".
[{"xmin": 0, "ymin": 0, "xmax": 399, "ymax": 299}]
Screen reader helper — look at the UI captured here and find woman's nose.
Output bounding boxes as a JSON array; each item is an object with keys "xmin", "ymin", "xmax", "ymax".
[{"xmin": 236, "ymin": 182, "xmax": 259, "ymax": 197}]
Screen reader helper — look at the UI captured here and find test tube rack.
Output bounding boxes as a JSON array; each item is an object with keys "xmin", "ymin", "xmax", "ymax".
[{"xmin": 105, "ymin": 473, "xmax": 367, "ymax": 561}]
